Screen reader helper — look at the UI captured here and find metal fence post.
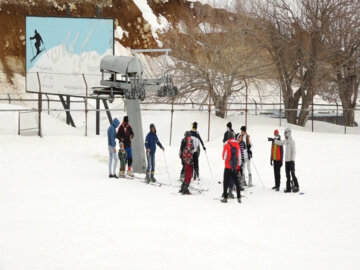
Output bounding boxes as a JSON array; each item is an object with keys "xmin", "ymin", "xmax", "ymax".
[
  {"xmin": 344, "ymin": 108, "xmax": 347, "ymax": 134},
  {"xmin": 169, "ymin": 97, "xmax": 174, "ymax": 146},
  {"xmin": 36, "ymin": 72, "xmax": 42, "ymax": 137},
  {"xmin": 244, "ymin": 78, "xmax": 248, "ymax": 127},
  {"xmin": 82, "ymin": 74, "xmax": 88, "ymax": 137},
  {"xmin": 18, "ymin": 111, "xmax": 20, "ymax": 136},
  {"xmin": 208, "ymin": 95, "xmax": 211, "ymax": 142},
  {"xmin": 279, "ymin": 88, "xmax": 282, "ymax": 127}
]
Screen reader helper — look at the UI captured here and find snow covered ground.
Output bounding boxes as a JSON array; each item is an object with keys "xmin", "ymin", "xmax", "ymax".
[{"xmin": 1, "ymin": 102, "xmax": 360, "ymax": 269}]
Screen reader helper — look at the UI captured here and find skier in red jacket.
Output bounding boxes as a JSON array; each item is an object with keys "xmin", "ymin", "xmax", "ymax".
[{"xmin": 221, "ymin": 132, "xmax": 242, "ymax": 203}]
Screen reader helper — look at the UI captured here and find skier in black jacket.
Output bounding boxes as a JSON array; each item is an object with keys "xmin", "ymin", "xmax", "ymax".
[
  {"xmin": 223, "ymin": 122, "xmax": 235, "ymax": 144},
  {"xmin": 190, "ymin": 122, "xmax": 206, "ymax": 181},
  {"xmin": 116, "ymin": 116, "xmax": 134, "ymax": 176}
]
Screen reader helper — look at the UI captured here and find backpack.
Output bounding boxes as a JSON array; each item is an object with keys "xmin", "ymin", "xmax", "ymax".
[
  {"xmin": 183, "ymin": 138, "xmax": 194, "ymax": 165},
  {"xmin": 228, "ymin": 142, "xmax": 238, "ymax": 170}
]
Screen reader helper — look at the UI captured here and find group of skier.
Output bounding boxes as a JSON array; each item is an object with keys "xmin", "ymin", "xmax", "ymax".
[
  {"xmin": 220, "ymin": 123, "xmax": 254, "ymax": 203},
  {"xmin": 107, "ymin": 116, "xmax": 135, "ymax": 178},
  {"xmin": 107, "ymin": 116, "xmax": 300, "ymax": 202}
]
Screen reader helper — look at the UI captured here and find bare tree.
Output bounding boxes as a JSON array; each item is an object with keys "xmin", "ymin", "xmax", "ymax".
[
  {"xmin": 248, "ymin": 0, "xmax": 348, "ymax": 126},
  {"xmin": 163, "ymin": 1, "xmax": 263, "ymax": 118},
  {"xmin": 322, "ymin": 0, "xmax": 360, "ymax": 126}
]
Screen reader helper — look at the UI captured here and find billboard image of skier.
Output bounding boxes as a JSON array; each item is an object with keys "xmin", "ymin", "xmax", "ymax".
[{"xmin": 26, "ymin": 16, "xmax": 114, "ymax": 96}]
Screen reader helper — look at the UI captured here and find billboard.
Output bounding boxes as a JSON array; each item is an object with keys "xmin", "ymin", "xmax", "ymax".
[{"xmin": 26, "ymin": 16, "xmax": 114, "ymax": 96}]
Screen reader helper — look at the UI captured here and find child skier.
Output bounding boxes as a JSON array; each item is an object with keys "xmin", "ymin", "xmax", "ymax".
[
  {"xmin": 273, "ymin": 128, "xmax": 299, "ymax": 193},
  {"xmin": 179, "ymin": 131, "xmax": 194, "ymax": 195},
  {"xmin": 118, "ymin": 142, "xmax": 128, "ymax": 178},
  {"xmin": 144, "ymin": 123, "xmax": 165, "ymax": 183}
]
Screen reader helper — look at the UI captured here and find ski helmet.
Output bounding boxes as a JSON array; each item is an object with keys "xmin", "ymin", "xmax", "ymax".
[{"xmin": 284, "ymin": 128, "xmax": 291, "ymax": 137}]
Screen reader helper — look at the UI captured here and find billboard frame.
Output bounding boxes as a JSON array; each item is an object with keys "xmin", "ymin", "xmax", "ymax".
[{"xmin": 25, "ymin": 15, "xmax": 115, "ymax": 97}]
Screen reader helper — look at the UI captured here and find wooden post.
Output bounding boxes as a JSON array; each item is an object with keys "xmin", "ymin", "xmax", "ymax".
[
  {"xmin": 66, "ymin": 95, "xmax": 70, "ymax": 125},
  {"xmin": 37, "ymin": 72, "xmax": 42, "ymax": 137},
  {"xmin": 96, "ymin": 99, "xmax": 100, "ymax": 135},
  {"xmin": 82, "ymin": 74, "xmax": 88, "ymax": 137},
  {"xmin": 169, "ymin": 97, "xmax": 174, "ymax": 146}
]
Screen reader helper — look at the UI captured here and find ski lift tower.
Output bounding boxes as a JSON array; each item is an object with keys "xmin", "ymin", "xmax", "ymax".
[{"xmin": 92, "ymin": 49, "xmax": 178, "ymax": 173}]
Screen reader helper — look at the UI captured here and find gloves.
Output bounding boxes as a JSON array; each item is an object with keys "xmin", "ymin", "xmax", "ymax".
[
  {"xmin": 248, "ymin": 150, "xmax": 252, "ymax": 159},
  {"xmin": 203, "ymin": 146, "xmax": 206, "ymax": 151},
  {"xmin": 267, "ymin": 137, "xmax": 274, "ymax": 142}
]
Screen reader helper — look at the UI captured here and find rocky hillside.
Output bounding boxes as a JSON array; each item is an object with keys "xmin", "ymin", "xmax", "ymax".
[{"xmin": 0, "ymin": 0, "xmax": 231, "ymax": 84}]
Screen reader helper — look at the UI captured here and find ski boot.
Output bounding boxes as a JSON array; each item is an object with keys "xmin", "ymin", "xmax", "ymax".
[
  {"xmin": 109, "ymin": 174, "xmax": 113, "ymax": 178},
  {"xmin": 241, "ymin": 174, "xmax": 247, "ymax": 187},
  {"xmin": 221, "ymin": 197, "xmax": 228, "ymax": 203},
  {"xmin": 113, "ymin": 174, "xmax": 119, "ymax": 179},
  {"xmin": 272, "ymin": 186, "xmax": 277, "ymax": 190},
  {"xmin": 146, "ymin": 172, "xmax": 151, "ymax": 184},
  {"xmin": 127, "ymin": 167, "xmax": 134, "ymax": 177},
  {"xmin": 237, "ymin": 197, "xmax": 241, "ymax": 203},
  {"xmin": 292, "ymin": 186, "xmax": 299, "ymax": 193},
  {"xmin": 179, "ymin": 182, "xmax": 185, "ymax": 193},
  {"xmin": 150, "ymin": 171, "xmax": 156, "ymax": 183},
  {"xmin": 228, "ymin": 191, "xmax": 235, "ymax": 199},
  {"xmin": 284, "ymin": 189, "xmax": 292, "ymax": 193},
  {"xmin": 182, "ymin": 182, "xmax": 191, "ymax": 195}
]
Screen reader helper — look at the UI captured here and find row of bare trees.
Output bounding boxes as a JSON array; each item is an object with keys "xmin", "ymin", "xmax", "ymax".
[{"xmin": 164, "ymin": 0, "xmax": 359, "ymax": 126}]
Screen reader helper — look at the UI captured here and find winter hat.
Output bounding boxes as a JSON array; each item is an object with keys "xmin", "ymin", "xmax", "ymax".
[
  {"xmin": 185, "ymin": 131, "xmax": 192, "ymax": 138},
  {"xmin": 241, "ymin": 126, "xmax": 246, "ymax": 132},
  {"xmin": 235, "ymin": 133, "xmax": 242, "ymax": 140},
  {"xmin": 119, "ymin": 142, "xmax": 124, "ymax": 148},
  {"xmin": 284, "ymin": 128, "xmax": 291, "ymax": 136},
  {"xmin": 274, "ymin": 129, "xmax": 279, "ymax": 136},
  {"xmin": 227, "ymin": 122, "xmax": 232, "ymax": 129},
  {"xmin": 150, "ymin": 123, "xmax": 156, "ymax": 133},
  {"xmin": 123, "ymin": 116, "xmax": 129, "ymax": 123},
  {"xmin": 192, "ymin": 122, "xmax": 198, "ymax": 130}
]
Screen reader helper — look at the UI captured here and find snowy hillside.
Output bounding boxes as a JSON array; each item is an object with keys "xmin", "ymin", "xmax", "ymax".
[{"xmin": 1, "ymin": 106, "xmax": 360, "ymax": 269}]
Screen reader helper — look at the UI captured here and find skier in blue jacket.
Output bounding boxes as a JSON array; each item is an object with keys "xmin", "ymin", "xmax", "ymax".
[
  {"xmin": 145, "ymin": 123, "xmax": 165, "ymax": 183},
  {"xmin": 107, "ymin": 118, "xmax": 120, "ymax": 178}
]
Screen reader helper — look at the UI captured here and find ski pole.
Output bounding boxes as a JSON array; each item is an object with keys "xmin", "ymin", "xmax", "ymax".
[
  {"xmin": 163, "ymin": 151, "xmax": 172, "ymax": 185},
  {"xmin": 205, "ymin": 150, "xmax": 215, "ymax": 183},
  {"xmin": 30, "ymin": 39, "xmax": 34, "ymax": 57},
  {"xmin": 251, "ymin": 159, "xmax": 265, "ymax": 189},
  {"xmin": 42, "ymin": 41, "xmax": 49, "ymax": 57}
]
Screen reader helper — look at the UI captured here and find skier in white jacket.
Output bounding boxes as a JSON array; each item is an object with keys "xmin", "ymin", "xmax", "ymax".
[
  {"xmin": 274, "ymin": 128, "xmax": 299, "ymax": 193},
  {"xmin": 240, "ymin": 126, "xmax": 253, "ymax": 187}
]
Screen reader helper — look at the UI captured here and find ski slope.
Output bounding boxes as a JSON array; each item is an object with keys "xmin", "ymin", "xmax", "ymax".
[{"xmin": 0, "ymin": 105, "xmax": 360, "ymax": 269}]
